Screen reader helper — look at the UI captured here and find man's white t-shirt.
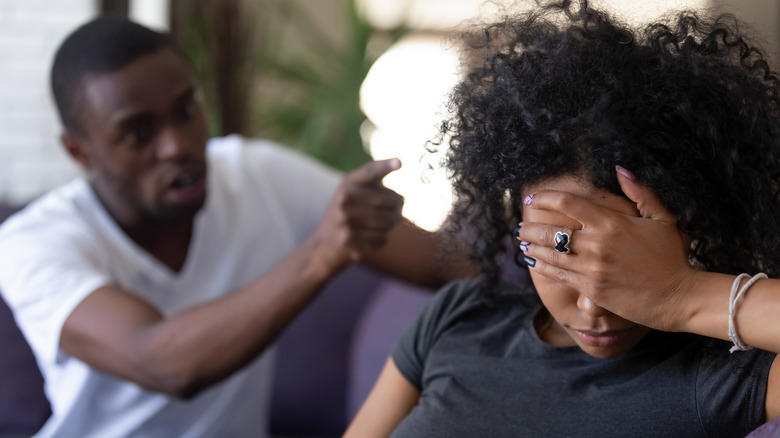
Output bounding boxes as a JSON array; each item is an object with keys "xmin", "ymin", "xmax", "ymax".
[{"xmin": 0, "ymin": 135, "xmax": 341, "ymax": 438}]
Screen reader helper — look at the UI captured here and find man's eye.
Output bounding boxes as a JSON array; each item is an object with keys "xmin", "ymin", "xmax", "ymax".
[
  {"xmin": 177, "ymin": 100, "xmax": 198, "ymax": 120},
  {"xmin": 121, "ymin": 126, "xmax": 152, "ymax": 147}
]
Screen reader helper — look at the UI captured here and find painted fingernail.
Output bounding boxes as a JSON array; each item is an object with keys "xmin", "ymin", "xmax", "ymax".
[
  {"xmin": 513, "ymin": 225, "xmax": 522, "ymax": 238},
  {"xmin": 524, "ymin": 194, "xmax": 535, "ymax": 205},
  {"xmin": 519, "ymin": 243, "xmax": 529, "ymax": 253},
  {"xmin": 615, "ymin": 165, "xmax": 636, "ymax": 181},
  {"xmin": 524, "ymin": 256, "xmax": 536, "ymax": 267}
]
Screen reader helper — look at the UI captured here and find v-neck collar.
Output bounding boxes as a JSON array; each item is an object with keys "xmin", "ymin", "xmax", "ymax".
[{"xmin": 80, "ymin": 179, "xmax": 208, "ymax": 282}]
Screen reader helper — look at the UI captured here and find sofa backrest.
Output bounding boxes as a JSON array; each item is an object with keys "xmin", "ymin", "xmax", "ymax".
[
  {"xmin": 0, "ymin": 205, "xmax": 51, "ymax": 437},
  {"xmin": 268, "ymin": 264, "xmax": 432, "ymax": 436}
]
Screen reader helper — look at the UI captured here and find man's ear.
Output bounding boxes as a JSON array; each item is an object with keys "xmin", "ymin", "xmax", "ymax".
[{"xmin": 61, "ymin": 132, "xmax": 93, "ymax": 171}]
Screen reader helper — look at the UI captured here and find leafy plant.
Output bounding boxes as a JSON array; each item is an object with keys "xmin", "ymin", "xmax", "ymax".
[{"xmin": 172, "ymin": 0, "xmax": 408, "ymax": 171}]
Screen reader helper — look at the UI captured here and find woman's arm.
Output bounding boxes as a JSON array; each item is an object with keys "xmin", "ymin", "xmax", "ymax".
[{"xmin": 344, "ymin": 358, "xmax": 420, "ymax": 438}]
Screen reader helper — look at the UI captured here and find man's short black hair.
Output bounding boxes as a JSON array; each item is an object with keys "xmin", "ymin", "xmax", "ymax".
[{"xmin": 50, "ymin": 16, "xmax": 176, "ymax": 134}]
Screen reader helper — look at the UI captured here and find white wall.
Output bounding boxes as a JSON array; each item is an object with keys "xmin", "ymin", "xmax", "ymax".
[
  {"xmin": 711, "ymin": 0, "xmax": 780, "ymax": 64},
  {"xmin": 0, "ymin": 0, "xmax": 96, "ymax": 204}
]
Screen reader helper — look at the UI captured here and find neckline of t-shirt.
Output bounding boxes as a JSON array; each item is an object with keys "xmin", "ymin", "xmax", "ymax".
[
  {"xmin": 80, "ymin": 179, "xmax": 209, "ymax": 282},
  {"xmin": 522, "ymin": 305, "xmax": 687, "ymax": 363},
  {"xmin": 524, "ymin": 306, "xmax": 586, "ymax": 356}
]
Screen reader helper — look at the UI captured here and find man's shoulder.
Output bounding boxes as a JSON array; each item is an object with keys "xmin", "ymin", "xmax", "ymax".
[
  {"xmin": 205, "ymin": 135, "xmax": 298, "ymax": 185},
  {"xmin": 207, "ymin": 135, "xmax": 298, "ymax": 164},
  {"xmin": 0, "ymin": 178, "xmax": 97, "ymax": 244},
  {"xmin": 205, "ymin": 135, "xmax": 340, "ymax": 200},
  {"xmin": 206, "ymin": 135, "xmax": 332, "ymax": 177}
]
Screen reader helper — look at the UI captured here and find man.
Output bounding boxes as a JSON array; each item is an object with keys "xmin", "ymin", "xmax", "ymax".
[{"xmin": 0, "ymin": 17, "xmax": 464, "ymax": 438}]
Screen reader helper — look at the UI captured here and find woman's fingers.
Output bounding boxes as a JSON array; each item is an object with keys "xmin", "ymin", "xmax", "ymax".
[
  {"xmin": 517, "ymin": 222, "xmax": 582, "ymax": 255},
  {"xmin": 518, "ymin": 222, "xmax": 605, "ymax": 293},
  {"xmin": 615, "ymin": 166, "xmax": 675, "ymax": 222},
  {"xmin": 524, "ymin": 190, "xmax": 622, "ymax": 226},
  {"xmin": 523, "ymin": 168, "xmax": 674, "ymax": 227},
  {"xmin": 521, "ymin": 239, "xmax": 588, "ymax": 285}
]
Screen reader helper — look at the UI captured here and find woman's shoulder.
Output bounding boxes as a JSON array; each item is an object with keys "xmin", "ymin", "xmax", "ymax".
[{"xmin": 427, "ymin": 278, "xmax": 541, "ymax": 321}]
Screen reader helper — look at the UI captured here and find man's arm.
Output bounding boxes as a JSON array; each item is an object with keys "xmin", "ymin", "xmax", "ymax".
[
  {"xmin": 62, "ymin": 233, "xmax": 345, "ymax": 398},
  {"xmin": 61, "ymin": 159, "xmax": 418, "ymax": 398},
  {"xmin": 363, "ymin": 217, "xmax": 475, "ymax": 289}
]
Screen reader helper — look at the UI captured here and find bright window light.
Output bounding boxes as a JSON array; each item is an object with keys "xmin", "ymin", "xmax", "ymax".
[
  {"xmin": 360, "ymin": 36, "xmax": 460, "ymax": 231},
  {"xmin": 129, "ymin": 0, "xmax": 170, "ymax": 31}
]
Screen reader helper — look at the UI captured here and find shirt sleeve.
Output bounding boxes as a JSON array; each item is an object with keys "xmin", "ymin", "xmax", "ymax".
[
  {"xmin": 0, "ymin": 213, "xmax": 111, "ymax": 366},
  {"xmin": 696, "ymin": 340, "xmax": 776, "ymax": 436},
  {"xmin": 391, "ymin": 280, "xmax": 479, "ymax": 390}
]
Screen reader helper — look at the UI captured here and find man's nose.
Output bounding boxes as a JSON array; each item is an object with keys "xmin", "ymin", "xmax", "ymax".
[{"xmin": 156, "ymin": 126, "xmax": 192, "ymax": 161}]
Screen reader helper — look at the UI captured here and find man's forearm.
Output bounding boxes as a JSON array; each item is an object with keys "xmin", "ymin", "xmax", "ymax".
[
  {"xmin": 364, "ymin": 219, "xmax": 477, "ymax": 290},
  {"xmin": 62, "ymin": 233, "xmax": 344, "ymax": 399},
  {"xmin": 142, "ymin": 234, "xmax": 345, "ymax": 397}
]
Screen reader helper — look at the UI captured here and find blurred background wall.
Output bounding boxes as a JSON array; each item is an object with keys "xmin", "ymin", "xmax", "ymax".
[{"xmin": 0, "ymin": 0, "xmax": 778, "ymax": 228}]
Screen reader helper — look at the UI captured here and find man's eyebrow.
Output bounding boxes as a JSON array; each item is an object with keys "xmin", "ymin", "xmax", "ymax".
[
  {"xmin": 173, "ymin": 86, "xmax": 196, "ymax": 104},
  {"xmin": 110, "ymin": 85, "xmax": 196, "ymax": 126},
  {"xmin": 116, "ymin": 112, "xmax": 154, "ymax": 128},
  {"xmin": 109, "ymin": 100, "xmax": 155, "ymax": 126}
]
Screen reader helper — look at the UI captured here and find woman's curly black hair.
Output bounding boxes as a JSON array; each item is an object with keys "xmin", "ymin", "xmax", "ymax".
[{"xmin": 440, "ymin": 0, "xmax": 780, "ymax": 288}]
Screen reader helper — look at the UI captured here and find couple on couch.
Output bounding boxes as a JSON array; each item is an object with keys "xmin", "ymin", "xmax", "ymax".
[{"xmin": 5, "ymin": 1, "xmax": 780, "ymax": 436}]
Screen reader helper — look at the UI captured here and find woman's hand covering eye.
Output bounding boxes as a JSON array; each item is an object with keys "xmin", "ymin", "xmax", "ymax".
[{"xmin": 517, "ymin": 167, "xmax": 700, "ymax": 332}]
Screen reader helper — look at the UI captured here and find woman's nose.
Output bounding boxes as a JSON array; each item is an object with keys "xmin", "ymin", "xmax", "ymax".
[{"xmin": 577, "ymin": 295, "xmax": 610, "ymax": 317}]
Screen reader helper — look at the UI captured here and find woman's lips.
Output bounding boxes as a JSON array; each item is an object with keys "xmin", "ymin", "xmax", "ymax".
[{"xmin": 571, "ymin": 328, "xmax": 633, "ymax": 347}]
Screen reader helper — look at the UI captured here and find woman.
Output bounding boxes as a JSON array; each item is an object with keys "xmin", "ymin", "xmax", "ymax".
[{"xmin": 345, "ymin": 0, "xmax": 780, "ymax": 436}]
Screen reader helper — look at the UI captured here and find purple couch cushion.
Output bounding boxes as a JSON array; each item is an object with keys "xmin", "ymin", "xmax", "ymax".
[
  {"xmin": 0, "ymin": 204, "xmax": 50, "ymax": 436},
  {"xmin": 0, "ymin": 289, "xmax": 50, "ymax": 435},
  {"xmin": 269, "ymin": 263, "xmax": 383, "ymax": 436},
  {"xmin": 347, "ymin": 279, "xmax": 432, "ymax": 420},
  {"xmin": 747, "ymin": 418, "xmax": 780, "ymax": 438}
]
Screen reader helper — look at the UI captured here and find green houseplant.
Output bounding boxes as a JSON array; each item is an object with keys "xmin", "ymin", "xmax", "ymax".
[{"xmin": 171, "ymin": 0, "xmax": 407, "ymax": 171}]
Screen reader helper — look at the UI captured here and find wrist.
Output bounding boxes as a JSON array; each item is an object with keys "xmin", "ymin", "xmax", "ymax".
[
  {"xmin": 671, "ymin": 269, "xmax": 706, "ymax": 333},
  {"xmin": 301, "ymin": 232, "xmax": 351, "ymax": 280},
  {"xmin": 675, "ymin": 270, "xmax": 733, "ymax": 340}
]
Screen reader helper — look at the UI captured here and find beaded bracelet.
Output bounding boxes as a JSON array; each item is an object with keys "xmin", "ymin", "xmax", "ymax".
[{"xmin": 728, "ymin": 272, "xmax": 767, "ymax": 353}]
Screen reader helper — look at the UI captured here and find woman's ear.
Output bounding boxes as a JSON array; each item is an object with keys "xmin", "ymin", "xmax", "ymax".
[{"xmin": 61, "ymin": 132, "xmax": 93, "ymax": 171}]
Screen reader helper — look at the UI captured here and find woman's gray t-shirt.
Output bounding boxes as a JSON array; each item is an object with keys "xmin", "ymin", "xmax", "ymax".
[{"xmin": 391, "ymin": 280, "xmax": 775, "ymax": 437}]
